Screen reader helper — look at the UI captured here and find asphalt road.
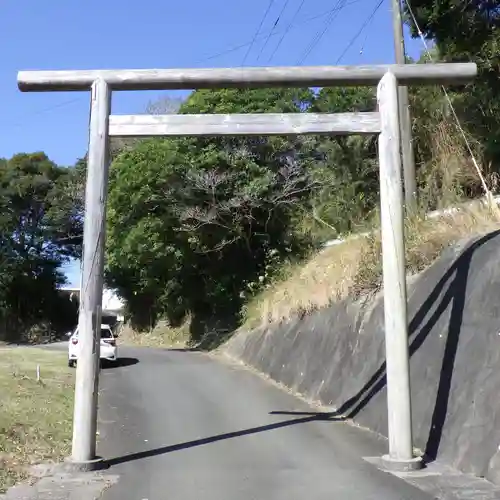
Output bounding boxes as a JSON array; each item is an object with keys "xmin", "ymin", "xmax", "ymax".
[{"xmin": 92, "ymin": 346, "xmax": 433, "ymax": 500}]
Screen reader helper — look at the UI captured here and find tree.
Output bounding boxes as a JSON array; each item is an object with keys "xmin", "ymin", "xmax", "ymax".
[
  {"xmin": 302, "ymin": 87, "xmax": 379, "ymax": 238},
  {"xmin": 145, "ymin": 95, "xmax": 185, "ymax": 115},
  {"xmin": 0, "ymin": 152, "xmax": 79, "ymax": 341},
  {"xmin": 404, "ymin": 0, "xmax": 500, "ymax": 164},
  {"xmin": 403, "ymin": 0, "xmax": 499, "ymax": 58},
  {"xmin": 110, "ymin": 96, "xmax": 186, "ymax": 156},
  {"xmin": 105, "ymin": 88, "xmax": 317, "ymax": 335},
  {"xmin": 105, "ymin": 135, "xmax": 316, "ymax": 336},
  {"xmin": 104, "ymin": 85, "xmax": 385, "ymax": 343},
  {"xmin": 0, "ymin": 153, "xmax": 82, "ymax": 259}
]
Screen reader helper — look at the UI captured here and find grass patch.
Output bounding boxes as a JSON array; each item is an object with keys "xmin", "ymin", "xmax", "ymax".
[
  {"xmin": 243, "ymin": 200, "xmax": 500, "ymax": 329},
  {"xmin": 0, "ymin": 347, "xmax": 74, "ymax": 493}
]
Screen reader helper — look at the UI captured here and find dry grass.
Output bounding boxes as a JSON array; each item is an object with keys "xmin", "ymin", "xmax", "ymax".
[
  {"xmin": 118, "ymin": 319, "xmax": 190, "ymax": 348},
  {"xmin": 0, "ymin": 348, "xmax": 74, "ymax": 493},
  {"xmin": 243, "ymin": 200, "xmax": 500, "ymax": 329},
  {"xmin": 244, "ymin": 114, "xmax": 500, "ymax": 329},
  {"xmin": 243, "ymin": 236, "xmax": 368, "ymax": 329}
]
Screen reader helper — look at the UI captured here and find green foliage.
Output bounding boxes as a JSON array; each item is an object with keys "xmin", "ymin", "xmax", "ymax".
[
  {"xmin": 0, "ymin": 153, "xmax": 79, "ymax": 341},
  {"xmin": 105, "ymin": 86, "xmax": 381, "ymax": 342},
  {"xmin": 301, "ymin": 87, "xmax": 379, "ymax": 238},
  {"xmin": 105, "ymin": 25, "xmax": 499, "ymax": 345},
  {"xmin": 105, "ymin": 134, "xmax": 313, "ymax": 336},
  {"xmin": 180, "ymin": 88, "xmax": 314, "ymax": 114},
  {"xmin": 404, "ymin": 0, "xmax": 498, "ymax": 56},
  {"xmin": 404, "ymin": 0, "xmax": 500, "ymax": 165}
]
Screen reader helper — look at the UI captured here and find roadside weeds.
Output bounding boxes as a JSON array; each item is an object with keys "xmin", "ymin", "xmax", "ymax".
[{"xmin": 118, "ymin": 320, "xmax": 189, "ymax": 349}]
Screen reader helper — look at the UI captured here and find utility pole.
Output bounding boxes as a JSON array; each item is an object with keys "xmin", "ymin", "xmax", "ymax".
[
  {"xmin": 391, "ymin": 0, "xmax": 417, "ymax": 213},
  {"xmin": 70, "ymin": 78, "xmax": 111, "ymax": 469}
]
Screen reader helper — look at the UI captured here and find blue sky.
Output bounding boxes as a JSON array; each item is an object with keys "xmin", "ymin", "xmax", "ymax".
[{"xmin": 1, "ymin": 0, "xmax": 423, "ymax": 287}]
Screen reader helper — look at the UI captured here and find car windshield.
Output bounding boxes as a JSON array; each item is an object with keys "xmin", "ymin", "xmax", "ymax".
[
  {"xmin": 100, "ymin": 328, "xmax": 113, "ymax": 339},
  {"xmin": 73, "ymin": 328, "xmax": 113, "ymax": 338}
]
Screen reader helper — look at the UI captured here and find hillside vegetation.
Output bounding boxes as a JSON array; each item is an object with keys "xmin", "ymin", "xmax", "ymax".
[
  {"xmin": 244, "ymin": 201, "xmax": 500, "ymax": 331},
  {"xmin": 108, "ymin": 55, "xmax": 500, "ymax": 347}
]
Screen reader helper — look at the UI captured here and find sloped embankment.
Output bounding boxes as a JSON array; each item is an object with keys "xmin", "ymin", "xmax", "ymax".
[{"xmin": 223, "ymin": 229, "xmax": 500, "ymax": 482}]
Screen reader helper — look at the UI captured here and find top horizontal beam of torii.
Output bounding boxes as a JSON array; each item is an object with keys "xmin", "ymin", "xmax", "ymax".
[{"xmin": 17, "ymin": 63, "xmax": 477, "ymax": 92}]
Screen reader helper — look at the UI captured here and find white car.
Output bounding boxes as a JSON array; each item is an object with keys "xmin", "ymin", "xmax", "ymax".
[{"xmin": 68, "ymin": 324, "xmax": 118, "ymax": 367}]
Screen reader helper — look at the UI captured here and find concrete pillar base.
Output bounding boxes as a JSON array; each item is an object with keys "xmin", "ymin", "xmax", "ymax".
[
  {"xmin": 381, "ymin": 454, "xmax": 424, "ymax": 472},
  {"xmin": 63, "ymin": 456, "xmax": 108, "ymax": 472}
]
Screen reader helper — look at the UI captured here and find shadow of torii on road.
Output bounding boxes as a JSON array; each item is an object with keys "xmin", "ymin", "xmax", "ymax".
[
  {"xmin": 104, "ymin": 230, "xmax": 500, "ymax": 469},
  {"xmin": 106, "ymin": 411, "xmax": 345, "ymax": 467}
]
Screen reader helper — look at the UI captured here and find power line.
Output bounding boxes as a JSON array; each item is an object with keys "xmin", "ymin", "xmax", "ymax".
[
  {"xmin": 296, "ymin": 0, "xmax": 348, "ymax": 65},
  {"xmin": 2, "ymin": 97, "xmax": 84, "ymax": 130},
  {"xmin": 4, "ymin": 3, "xmax": 362, "ymax": 133},
  {"xmin": 5, "ymin": 0, "xmax": 367, "ymax": 132},
  {"xmin": 267, "ymin": 0, "xmax": 307, "ymax": 63},
  {"xmin": 335, "ymin": 0, "xmax": 384, "ymax": 64},
  {"xmin": 199, "ymin": 1, "xmax": 362, "ymax": 65},
  {"xmin": 241, "ymin": 0, "xmax": 276, "ymax": 66},
  {"xmin": 358, "ymin": 27, "xmax": 371, "ymax": 57},
  {"xmin": 256, "ymin": 0, "xmax": 293, "ymax": 61},
  {"xmin": 297, "ymin": 2, "xmax": 342, "ymax": 65}
]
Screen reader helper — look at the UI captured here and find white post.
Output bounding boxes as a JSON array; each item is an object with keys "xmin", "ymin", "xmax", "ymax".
[
  {"xmin": 70, "ymin": 78, "xmax": 111, "ymax": 468},
  {"xmin": 377, "ymin": 71, "xmax": 422, "ymax": 471}
]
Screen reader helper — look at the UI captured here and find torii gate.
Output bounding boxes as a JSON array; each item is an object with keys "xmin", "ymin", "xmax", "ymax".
[{"xmin": 18, "ymin": 62, "xmax": 477, "ymax": 473}]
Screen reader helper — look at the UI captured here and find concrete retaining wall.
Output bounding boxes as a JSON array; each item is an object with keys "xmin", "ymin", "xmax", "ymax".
[{"xmin": 224, "ymin": 230, "xmax": 500, "ymax": 482}]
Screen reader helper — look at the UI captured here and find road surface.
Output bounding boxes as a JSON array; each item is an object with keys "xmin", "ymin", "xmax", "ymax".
[{"xmin": 95, "ymin": 346, "xmax": 432, "ymax": 500}]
